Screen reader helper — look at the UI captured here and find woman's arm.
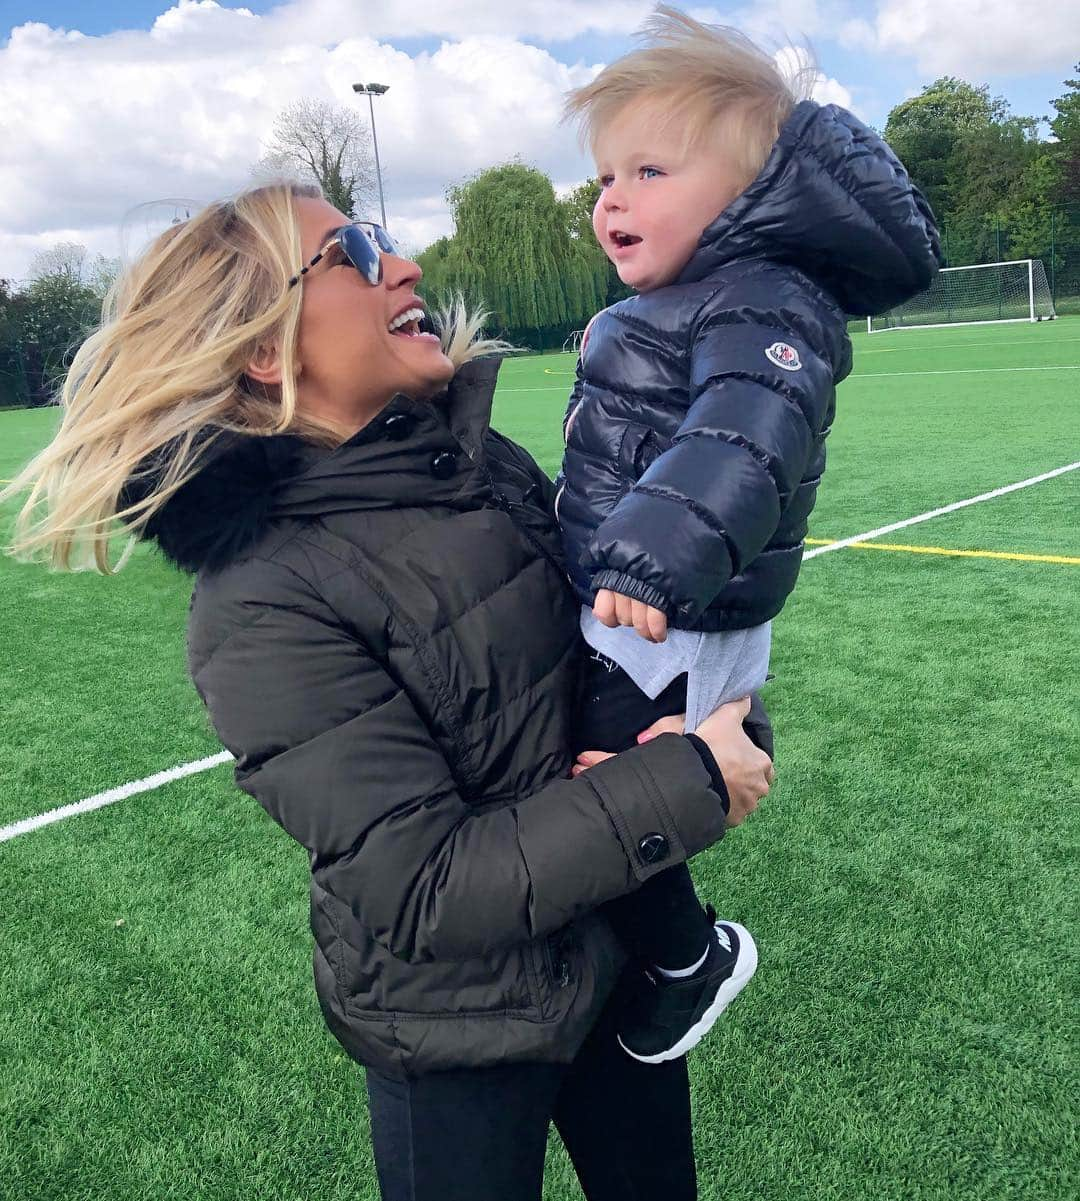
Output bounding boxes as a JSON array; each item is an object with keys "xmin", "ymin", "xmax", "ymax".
[{"xmin": 191, "ymin": 563, "xmax": 729, "ymax": 966}]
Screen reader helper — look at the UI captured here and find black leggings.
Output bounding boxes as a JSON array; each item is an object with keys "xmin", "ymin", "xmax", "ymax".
[
  {"xmin": 365, "ymin": 992, "xmax": 696, "ymax": 1200},
  {"xmin": 576, "ymin": 651, "xmax": 715, "ymax": 966}
]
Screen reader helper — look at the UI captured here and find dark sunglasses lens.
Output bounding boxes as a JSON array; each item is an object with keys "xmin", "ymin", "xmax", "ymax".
[
  {"xmin": 341, "ymin": 224, "xmax": 382, "ymax": 285},
  {"xmin": 371, "ymin": 225, "xmax": 399, "ymax": 255},
  {"xmin": 356, "ymin": 221, "xmax": 399, "ymax": 257}
]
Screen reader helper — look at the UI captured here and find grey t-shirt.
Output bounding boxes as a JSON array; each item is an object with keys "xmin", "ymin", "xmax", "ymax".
[{"xmin": 580, "ymin": 607, "xmax": 771, "ymax": 732}]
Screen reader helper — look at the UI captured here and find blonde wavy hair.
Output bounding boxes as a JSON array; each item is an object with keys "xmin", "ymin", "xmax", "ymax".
[
  {"xmin": 1, "ymin": 181, "xmax": 500, "ymax": 575},
  {"xmin": 564, "ymin": 5, "xmax": 817, "ymax": 197}
]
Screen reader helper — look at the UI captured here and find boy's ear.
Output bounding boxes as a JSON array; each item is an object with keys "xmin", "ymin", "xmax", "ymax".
[{"xmin": 244, "ymin": 341, "xmax": 284, "ymax": 386}]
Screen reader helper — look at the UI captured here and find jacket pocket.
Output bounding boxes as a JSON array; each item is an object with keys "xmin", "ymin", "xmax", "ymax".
[
  {"xmin": 522, "ymin": 935, "xmax": 569, "ymax": 1020},
  {"xmin": 617, "ymin": 421, "xmax": 667, "ymax": 479},
  {"xmin": 522, "ymin": 940, "xmax": 549, "ymax": 1019}
]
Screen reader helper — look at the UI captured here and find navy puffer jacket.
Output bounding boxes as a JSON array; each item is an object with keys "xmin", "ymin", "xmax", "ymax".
[{"xmin": 556, "ymin": 101, "xmax": 941, "ymax": 630}]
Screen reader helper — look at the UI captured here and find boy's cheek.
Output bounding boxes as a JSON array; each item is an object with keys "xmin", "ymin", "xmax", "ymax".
[{"xmin": 592, "ymin": 207, "xmax": 608, "ymax": 252}]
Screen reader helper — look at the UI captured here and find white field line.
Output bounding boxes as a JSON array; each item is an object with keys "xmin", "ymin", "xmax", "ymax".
[
  {"xmin": 496, "ymin": 363, "xmax": 1080, "ymax": 392},
  {"xmin": 855, "ymin": 334, "xmax": 1080, "ymax": 356},
  {"xmin": 4, "ymin": 458, "xmax": 1079, "ymax": 845},
  {"xmin": 853, "ymin": 364, "xmax": 1080, "ymax": 379},
  {"xmin": 0, "ymin": 751, "xmax": 234, "ymax": 843},
  {"xmin": 804, "ymin": 461, "xmax": 1080, "ymax": 560}
]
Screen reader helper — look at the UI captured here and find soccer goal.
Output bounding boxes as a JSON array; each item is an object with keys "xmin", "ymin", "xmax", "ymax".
[
  {"xmin": 868, "ymin": 259, "xmax": 1056, "ymax": 333},
  {"xmin": 563, "ymin": 328, "xmax": 586, "ymax": 353}
]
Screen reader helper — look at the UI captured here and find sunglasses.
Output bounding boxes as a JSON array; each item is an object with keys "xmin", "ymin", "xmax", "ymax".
[{"xmin": 287, "ymin": 221, "xmax": 399, "ymax": 289}]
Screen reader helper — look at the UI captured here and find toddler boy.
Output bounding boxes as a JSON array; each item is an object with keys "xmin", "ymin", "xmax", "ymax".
[{"xmin": 558, "ymin": 4, "xmax": 940, "ymax": 1062}]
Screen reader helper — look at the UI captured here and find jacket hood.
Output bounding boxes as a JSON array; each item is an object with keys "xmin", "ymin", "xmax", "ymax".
[
  {"xmin": 125, "ymin": 355, "xmax": 502, "ymax": 575},
  {"xmin": 677, "ymin": 101, "xmax": 942, "ymax": 314}
]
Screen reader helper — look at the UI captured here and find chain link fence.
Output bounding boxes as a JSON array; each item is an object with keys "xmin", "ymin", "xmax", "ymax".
[{"xmin": 939, "ymin": 202, "xmax": 1080, "ymax": 315}]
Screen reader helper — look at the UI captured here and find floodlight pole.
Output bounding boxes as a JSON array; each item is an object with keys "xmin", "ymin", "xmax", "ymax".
[{"xmin": 353, "ymin": 82, "xmax": 389, "ymax": 228}]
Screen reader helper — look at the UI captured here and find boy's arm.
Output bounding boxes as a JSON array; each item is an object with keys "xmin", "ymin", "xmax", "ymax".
[{"xmin": 585, "ymin": 305, "xmax": 839, "ymax": 626}]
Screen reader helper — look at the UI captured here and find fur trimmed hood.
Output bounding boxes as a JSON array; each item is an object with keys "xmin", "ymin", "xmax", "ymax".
[{"xmin": 124, "ymin": 355, "xmax": 503, "ymax": 575}]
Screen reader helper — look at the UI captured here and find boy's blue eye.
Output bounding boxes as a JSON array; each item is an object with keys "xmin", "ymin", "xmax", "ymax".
[
  {"xmin": 640, "ymin": 166, "xmax": 662, "ymax": 180},
  {"xmin": 599, "ymin": 175, "xmax": 614, "ymax": 188}
]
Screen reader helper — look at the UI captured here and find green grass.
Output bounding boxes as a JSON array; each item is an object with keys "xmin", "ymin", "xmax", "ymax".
[{"xmin": 2, "ymin": 319, "xmax": 1078, "ymax": 1200}]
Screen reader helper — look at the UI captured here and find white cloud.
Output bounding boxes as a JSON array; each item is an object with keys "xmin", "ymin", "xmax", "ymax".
[
  {"xmin": 189, "ymin": 0, "xmax": 658, "ymax": 44},
  {"xmin": 0, "ymin": 5, "xmax": 603, "ymax": 280},
  {"xmin": 860, "ymin": 0, "xmax": 1080, "ymax": 77},
  {"xmin": 775, "ymin": 45, "xmax": 859, "ymax": 116},
  {"xmin": 0, "ymin": 1, "xmax": 868, "ymax": 282}
]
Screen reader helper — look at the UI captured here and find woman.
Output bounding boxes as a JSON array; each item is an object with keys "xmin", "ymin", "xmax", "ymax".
[{"xmin": 3, "ymin": 183, "xmax": 773, "ymax": 1200}]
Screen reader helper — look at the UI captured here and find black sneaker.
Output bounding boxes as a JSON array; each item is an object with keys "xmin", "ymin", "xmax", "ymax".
[{"xmin": 616, "ymin": 917, "xmax": 758, "ymax": 1063}]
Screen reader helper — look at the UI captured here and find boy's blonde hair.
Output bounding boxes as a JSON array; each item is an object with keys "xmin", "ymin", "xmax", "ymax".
[
  {"xmin": 564, "ymin": 5, "xmax": 817, "ymax": 196},
  {"xmin": 1, "ymin": 182, "xmax": 499, "ymax": 575}
]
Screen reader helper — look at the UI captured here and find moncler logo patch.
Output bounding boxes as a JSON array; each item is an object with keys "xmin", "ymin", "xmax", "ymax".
[{"xmin": 765, "ymin": 341, "xmax": 802, "ymax": 371}]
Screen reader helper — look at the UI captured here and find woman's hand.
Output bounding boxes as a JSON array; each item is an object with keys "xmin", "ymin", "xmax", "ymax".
[
  {"xmin": 571, "ymin": 749, "xmax": 615, "ymax": 777},
  {"xmin": 694, "ymin": 698, "xmax": 774, "ymax": 825},
  {"xmin": 571, "ymin": 700, "xmax": 773, "ymax": 826}
]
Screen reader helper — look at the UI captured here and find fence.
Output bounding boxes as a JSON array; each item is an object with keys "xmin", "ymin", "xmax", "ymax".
[{"xmin": 938, "ymin": 201, "xmax": 1080, "ymax": 313}]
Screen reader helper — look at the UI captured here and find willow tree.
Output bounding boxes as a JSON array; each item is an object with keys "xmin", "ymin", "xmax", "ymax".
[
  {"xmin": 558, "ymin": 178, "xmax": 631, "ymax": 308},
  {"xmin": 431, "ymin": 163, "xmax": 606, "ymax": 346},
  {"xmin": 415, "ymin": 236, "xmax": 454, "ymax": 304}
]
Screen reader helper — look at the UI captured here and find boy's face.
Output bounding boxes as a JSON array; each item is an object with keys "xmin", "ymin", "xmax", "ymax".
[{"xmin": 592, "ymin": 100, "xmax": 742, "ymax": 292}]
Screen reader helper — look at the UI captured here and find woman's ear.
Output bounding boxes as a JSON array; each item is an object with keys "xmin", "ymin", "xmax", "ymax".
[{"xmin": 245, "ymin": 341, "xmax": 284, "ymax": 386}]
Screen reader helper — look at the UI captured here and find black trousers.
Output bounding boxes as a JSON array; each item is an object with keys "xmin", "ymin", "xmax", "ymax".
[
  {"xmin": 576, "ymin": 651, "xmax": 715, "ymax": 967},
  {"xmin": 365, "ymin": 994, "xmax": 696, "ymax": 1200}
]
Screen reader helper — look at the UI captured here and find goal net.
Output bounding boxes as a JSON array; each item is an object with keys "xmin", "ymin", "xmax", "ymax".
[
  {"xmin": 868, "ymin": 259, "xmax": 1056, "ymax": 332},
  {"xmin": 563, "ymin": 328, "xmax": 586, "ymax": 353}
]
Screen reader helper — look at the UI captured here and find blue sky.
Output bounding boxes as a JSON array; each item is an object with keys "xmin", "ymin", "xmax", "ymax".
[{"xmin": 0, "ymin": 1, "xmax": 1076, "ymax": 281}]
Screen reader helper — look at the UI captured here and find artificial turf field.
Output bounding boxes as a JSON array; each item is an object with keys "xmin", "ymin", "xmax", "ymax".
[{"xmin": 1, "ymin": 317, "xmax": 1077, "ymax": 1200}]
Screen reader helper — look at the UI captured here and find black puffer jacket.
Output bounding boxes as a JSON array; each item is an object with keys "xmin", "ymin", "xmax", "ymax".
[
  {"xmin": 132, "ymin": 358, "xmax": 741, "ymax": 1080},
  {"xmin": 557, "ymin": 101, "xmax": 942, "ymax": 630}
]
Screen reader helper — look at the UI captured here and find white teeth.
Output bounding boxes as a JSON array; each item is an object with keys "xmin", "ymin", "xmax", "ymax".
[{"xmin": 388, "ymin": 307, "xmax": 424, "ymax": 332}]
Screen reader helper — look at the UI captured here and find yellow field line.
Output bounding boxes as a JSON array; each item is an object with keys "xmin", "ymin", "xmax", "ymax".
[{"xmin": 805, "ymin": 537, "xmax": 1080, "ymax": 565}]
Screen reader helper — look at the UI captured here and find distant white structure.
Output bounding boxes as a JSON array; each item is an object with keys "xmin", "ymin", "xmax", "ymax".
[{"xmin": 869, "ymin": 259, "xmax": 1056, "ymax": 332}]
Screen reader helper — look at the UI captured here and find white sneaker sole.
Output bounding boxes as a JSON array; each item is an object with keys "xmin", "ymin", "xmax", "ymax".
[{"xmin": 617, "ymin": 922, "xmax": 758, "ymax": 1064}]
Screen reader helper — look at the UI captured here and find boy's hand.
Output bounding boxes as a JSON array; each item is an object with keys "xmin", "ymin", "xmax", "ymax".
[{"xmin": 593, "ymin": 588, "xmax": 668, "ymax": 643}]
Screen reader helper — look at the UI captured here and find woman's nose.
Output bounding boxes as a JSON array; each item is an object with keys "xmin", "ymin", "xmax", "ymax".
[{"xmin": 383, "ymin": 253, "xmax": 422, "ymax": 289}]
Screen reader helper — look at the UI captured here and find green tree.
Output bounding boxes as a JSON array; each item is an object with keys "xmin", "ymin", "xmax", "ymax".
[
  {"xmin": 0, "ymin": 280, "xmax": 29, "ymax": 407},
  {"xmin": 950, "ymin": 116, "xmax": 1043, "ymax": 218},
  {"xmin": 19, "ymin": 273, "xmax": 101, "ymax": 403},
  {"xmin": 883, "ymin": 77, "xmax": 1007, "ymax": 217},
  {"xmin": 423, "ymin": 162, "xmax": 607, "ymax": 348},
  {"xmin": 1049, "ymin": 64, "xmax": 1080, "ymax": 202},
  {"xmin": 12, "ymin": 241, "xmax": 114, "ymax": 405},
  {"xmin": 415, "ymin": 236, "xmax": 455, "ymax": 306},
  {"xmin": 557, "ymin": 178, "xmax": 631, "ymax": 308}
]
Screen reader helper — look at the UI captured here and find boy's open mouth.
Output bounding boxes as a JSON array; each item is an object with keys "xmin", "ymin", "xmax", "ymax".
[{"xmin": 610, "ymin": 231, "xmax": 642, "ymax": 248}]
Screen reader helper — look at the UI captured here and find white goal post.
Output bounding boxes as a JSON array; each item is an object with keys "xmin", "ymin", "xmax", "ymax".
[{"xmin": 868, "ymin": 258, "xmax": 1057, "ymax": 333}]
